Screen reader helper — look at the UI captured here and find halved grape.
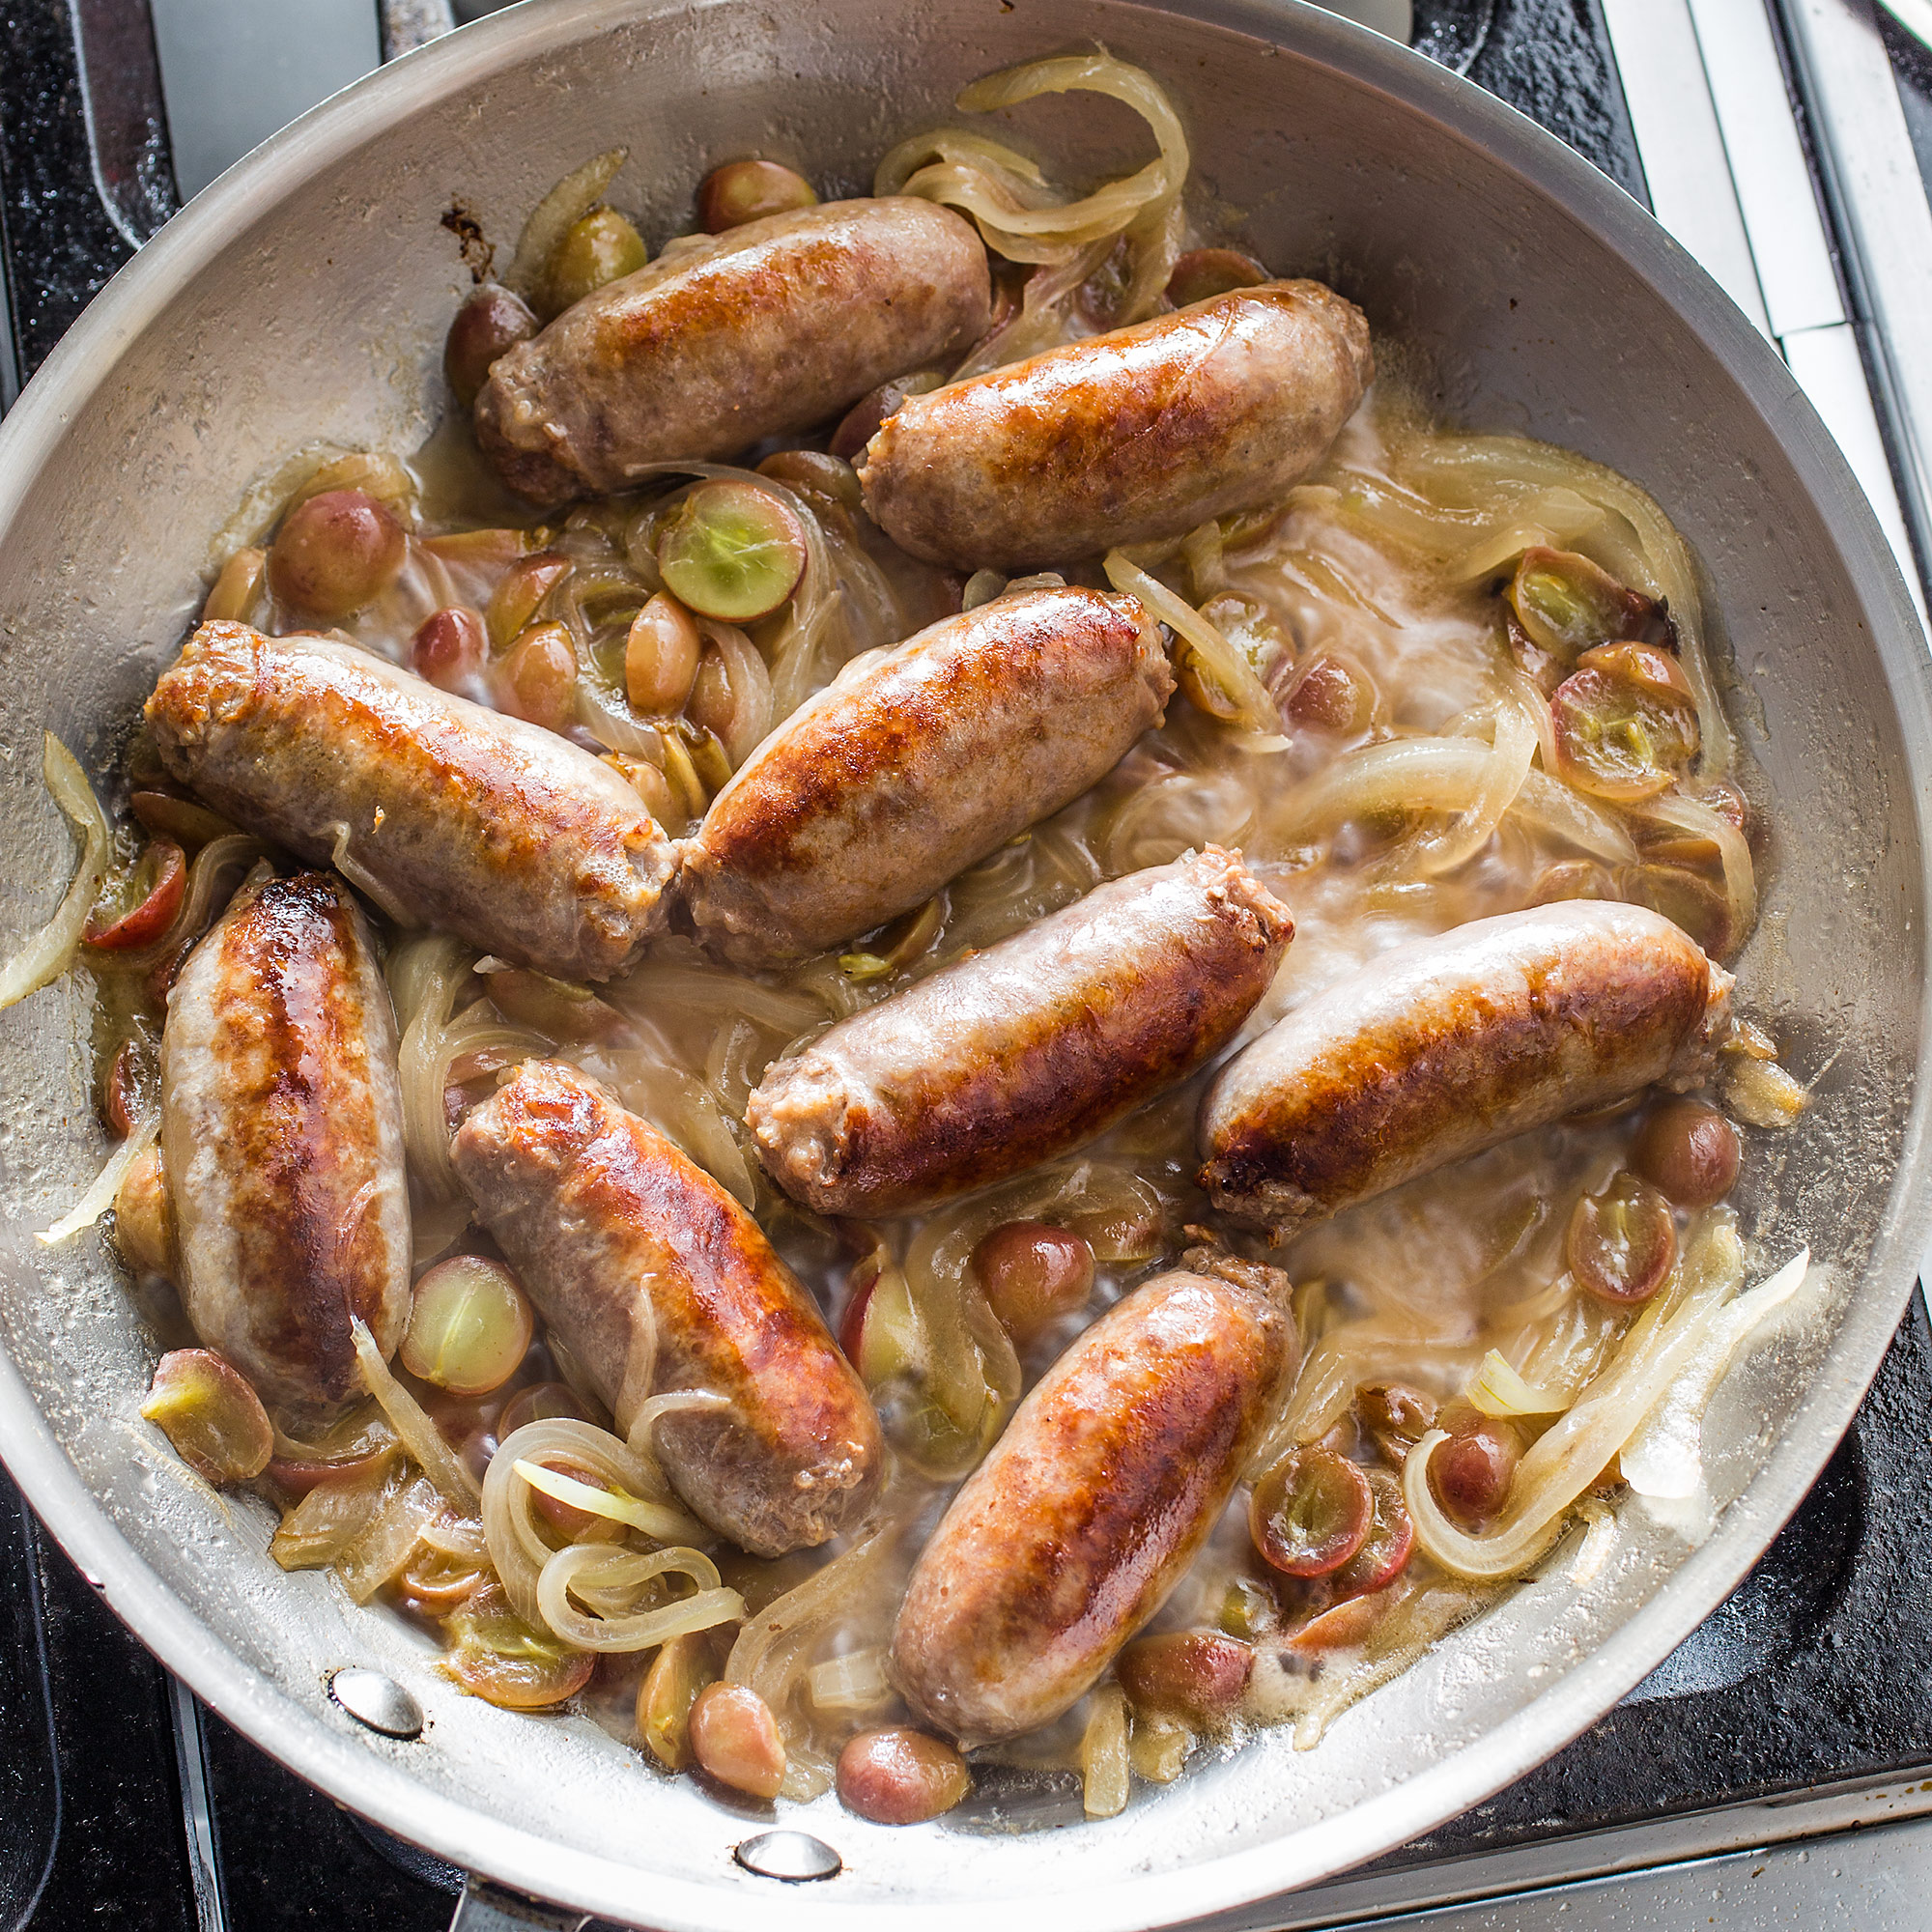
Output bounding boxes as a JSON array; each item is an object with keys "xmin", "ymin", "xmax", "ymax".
[
  {"xmin": 400, "ymin": 1256, "xmax": 533, "ymax": 1396},
  {"xmin": 1249, "ymin": 1447, "xmax": 1374, "ymax": 1577},
  {"xmin": 656, "ymin": 480, "xmax": 807, "ymax": 623}
]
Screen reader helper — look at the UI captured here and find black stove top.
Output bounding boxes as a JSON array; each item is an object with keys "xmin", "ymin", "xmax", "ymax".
[{"xmin": 3, "ymin": 2, "xmax": 1930, "ymax": 1926}]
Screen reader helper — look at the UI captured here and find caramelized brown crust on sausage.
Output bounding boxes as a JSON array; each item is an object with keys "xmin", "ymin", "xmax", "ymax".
[
  {"xmin": 451, "ymin": 1059, "xmax": 881, "ymax": 1556},
  {"xmin": 746, "ymin": 848, "xmax": 1293, "ymax": 1217},
  {"xmin": 144, "ymin": 624, "xmax": 675, "ymax": 981},
  {"xmin": 858, "ymin": 280, "xmax": 1372, "ymax": 571},
  {"xmin": 679, "ymin": 586, "xmax": 1174, "ymax": 968},
  {"xmin": 1200, "ymin": 901, "xmax": 1735, "ymax": 1233},
  {"xmin": 891, "ymin": 1255, "xmax": 1296, "ymax": 1746},
  {"xmin": 161, "ymin": 871, "xmax": 411, "ymax": 1412},
  {"xmin": 475, "ymin": 199, "xmax": 992, "ymax": 504}
]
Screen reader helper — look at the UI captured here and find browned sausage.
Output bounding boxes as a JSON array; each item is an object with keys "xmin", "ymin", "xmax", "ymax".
[
  {"xmin": 1200, "ymin": 901, "xmax": 1736, "ymax": 1234},
  {"xmin": 475, "ymin": 199, "xmax": 991, "ymax": 504},
  {"xmin": 747, "ymin": 848, "xmax": 1293, "ymax": 1217},
  {"xmin": 451, "ymin": 1059, "xmax": 881, "ymax": 1556},
  {"xmin": 144, "ymin": 623, "xmax": 676, "ymax": 982},
  {"xmin": 857, "ymin": 280, "xmax": 1372, "ymax": 571},
  {"xmin": 679, "ymin": 585, "xmax": 1174, "ymax": 968},
  {"xmin": 160, "ymin": 870, "xmax": 411, "ymax": 1412},
  {"xmin": 891, "ymin": 1252, "xmax": 1296, "ymax": 1746}
]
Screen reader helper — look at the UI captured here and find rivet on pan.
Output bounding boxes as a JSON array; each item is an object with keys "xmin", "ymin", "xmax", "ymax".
[
  {"xmin": 328, "ymin": 1666, "xmax": 423, "ymax": 1739},
  {"xmin": 733, "ymin": 1830, "xmax": 841, "ymax": 1881}
]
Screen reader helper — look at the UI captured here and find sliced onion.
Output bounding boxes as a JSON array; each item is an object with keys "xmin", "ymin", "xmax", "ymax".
[
  {"xmin": 1621, "ymin": 1248, "xmax": 1809, "ymax": 1498},
  {"xmin": 695, "ymin": 617, "xmax": 774, "ymax": 768},
  {"xmin": 351, "ymin": 1318, "xmax": 480, "ymax": 1510},
  {"xmin": 483, "ymin": 1417, "xmax": 682, "ymax": 1626},
  {"xmin": 419, "ymin": 1512, "xmax": 492, "ymax": 1562},
  {"xmin": 1409, "ymin": 705, "xmax": 1537, "ymax": 877},
  {"xmin": 504, "ymin": 148, "xmax": 629, "ymax": 300},
  {"xmin": 1266, "ymin": 736, "xmax": 1635, "ymax": 866},
  {"xmin": 337, "ymin": 1473, "xmax": 444, "ymax": 1604},
  {"xmin": 0, "ymin": 735, "xmax": 110, "ymax": 1009},
  {"xmin": 880, "ymin": 53, "xmax": 1188, "ymax": 265},
  {"xmin": 1104, "ymin": 551, "xmax": 1282, "ymax": 734},
  {"xmin": 1634, "ymin": 791, "xmax": 1756, "ymax": 947},
  {"xmin": 37, "ymin": 1116, "xmax": 158, "ymax": 1245},
  {"xmin": 627, "ymin": 1388, "xmax": 728, "ymax": 1453},
  {"xmin": 805, "ymin": 1647, "xmax": 893, "ymax": 1714},
  {"xmin": 116, "ymin": 833, "xmax": 267, "ymax": 977},
  {"xmin": 510, "ymin": 1458, "xmax": 703, "ymax": 1545},
  {"xmin": 1464, "ymin": 1348, "xmax": 1572, "ymax": 1418},
  {"xmin": 534, "ymin": 1543, "xmax": 742, "ymax": 1652},
  {"xmin": 326, "ymin": 821, "xmax": 415, "ymax": 927},
  {"xmin": 1403, "ymin": 1218, "xmax": 1746, "ymax": 1579},
  {"xmin": 1080, "ymin": 1683, "xmax": 1131, "ymax": 1819},
  {"xmin": 726, "ymin": 1508, "xmax": 901, "ymax": 1801}
]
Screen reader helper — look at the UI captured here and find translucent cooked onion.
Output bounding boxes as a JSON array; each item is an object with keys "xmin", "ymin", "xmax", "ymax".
[
  {"xmin": 626, "ymin": 1388, "xmax": 728, "ymax": 1454},
  {"xmin": 534, "ymin": 1543, "xmax": 742, "ymax": 1652},
  {"xmin": 483, "ymin": 1417, "xmax": 685, "ymax": 1628},
  {"xmin": 510, "ymin": 1459, "xmax": 703, "ymax": 1545},
  {"xmin": 337, "ymin": 1473, "xmax": 444, "ymax": 1604},
  {"xmin": 694, "ymin": 616, "xmax": 774, "ymax": 768},
  {"xmin": 0, "ymin": 736, "xmax": 110, "ymax": 1010},
  {"xmin": 505, "ymin": 148, "xmax": 629, "ymax": 302},
  {"xmin": 1080, "ymin": 1683, "xmax": 1131, "ymax": 1819},
  {"xmin": 1620, "ymin": 1248, "xmax": 1809, "ymax": 1499},
  {"xmin": 37, "ymin": 1116, "xmax": 157, "ymax": 1245},
  {"xmin": 1635, "ymin": 791, "xmax": 1756, "ymax": 945},
  {"xmin": 1464, "ymin": 1348, "xmax": 1572, "ymax": 1418},
  {"xmin": 116, "ymin": 833, "xmax": 267, "ymax": 975},
  {"xmin": 418, "ymin": 1512, "xmax": 492, "ymax": 1562},
  {"xmin": 1407, "ymin": 434, "xmax": 1729, "ymax": 779},
  {"xmin": 602, "ymin": 961, "xmax": 826, "ymax": 1037},
  {"xmin": 726, "ymin": 1509, "xmax": 901, "ymax": 1800},
  {"xmin": 1404, "ymin": 1217, "xmax": 1747, "ymax": 1579},
  {"xmin": 1105, "ymin": 551, "xmax": 1282, "ymax": 734},
  {"xmin": 352, "ymin": 1318, "xmax": 480, "ymax": 1510},
  {"xmin": 878, "ymin": 52, "xmax": 1187, "ymax": 266},
  {"xmin": 1407, "ymin": 705, "xmax": 1537, "ymax": 878},
  {"xmin": 805, "ymin": 1647, "xmax": 893, "ymax": 1715},
  {"xmin": 327, "ymin": 821, "xmax": 416, "ymax": 927},
  {"xmin": 1265, "ymin": 736, "xmax": 1635, "ymax": 866}
]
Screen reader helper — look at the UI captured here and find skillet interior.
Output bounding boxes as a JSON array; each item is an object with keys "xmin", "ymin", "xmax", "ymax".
[{"xmin": 0, "ymin": 0, "xmax": 1927, "ymax": 1924}]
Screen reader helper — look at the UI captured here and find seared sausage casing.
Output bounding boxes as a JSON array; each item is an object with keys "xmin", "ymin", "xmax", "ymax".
[
  {"xmin": 145, "ymin": 624, "xmax": 676, "ymax": 982},
  {"xmin": 1200, "ymin": 901, "xmax": 1736, "ymax": 1233},
  {"xmin": 451, "ymin": 1059, "xmax": 881, "ymax": 1556},
  {"xmin": 747, "ymin": 848, "xmax": 1293, "ymax": 1217},
  {"xmin": 161, "ymin": 870, "xmax": 411, "ymax": 1412},
  {"xmin": 858, "ymin": 280, "xmax": 1372, "ymax": 571},
  {"xmin": 892, "ymin": 1252, "xmax": 1296, "ymax": 1746},
  {"xmin": 476, "ymin": 199, "xmax": 991, "ymax": 504},
  {"xmin": 680, "ymin": 586, "xmax": 1174, "ymax": 968}
]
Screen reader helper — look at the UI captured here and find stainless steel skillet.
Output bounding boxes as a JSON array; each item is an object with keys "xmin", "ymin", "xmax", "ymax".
[{"xmin": 0, "ymin": 1, "xmax": 1927, "ymax": 1926}]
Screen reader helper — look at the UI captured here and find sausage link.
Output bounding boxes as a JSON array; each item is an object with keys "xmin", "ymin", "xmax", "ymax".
[
  {"xmin": 679, "ymin": 586, "xmax": 1174, "ymax": 968},
  {"xmin": 858, "ymin": 280, "xmax": 1372, "ymax": 571},
  {"xmin": 476, "ymin": 199, "xmax": 991, "ymax": 504},
  {"xmin": 451, "ymin": 1059, "xmax": 881, "ymax": 1556},
  {"xmin": 747, "ymin": 848, "xmax": 1293, "ymax": 1217},
  {"xmin": 1199, "ymin": 901, "xmax": 1736, "ymax": 1233},
  {"xmin": 160, "ymin": 870, "xmax": 411, "ymax": 1412},
  {"xmin": 892, "ymin": 1252, "xmax": 1296, "ymax": 1746},
  {"xmin": 145, "ymin": 623, "xmax": 676, "ymax": 981}
]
